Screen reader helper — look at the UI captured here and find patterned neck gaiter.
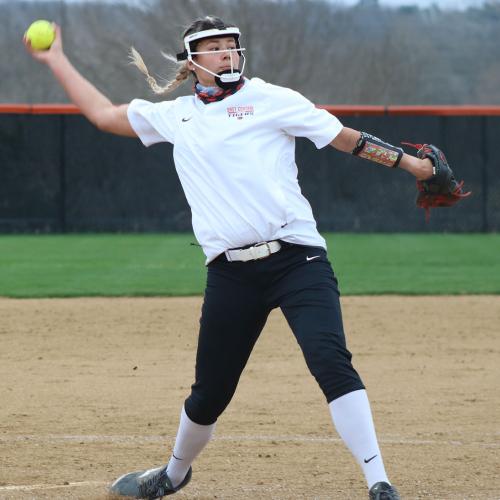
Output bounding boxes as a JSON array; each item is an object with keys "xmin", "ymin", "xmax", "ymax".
[{"xmin": 194, "ymin": 78, "xmax": 245, "ymax": 104}]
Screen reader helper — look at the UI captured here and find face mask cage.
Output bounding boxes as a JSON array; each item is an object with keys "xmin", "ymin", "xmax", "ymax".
[{"xmin": 176, "ymin": 27, "xmax": 246, "ymax": 84}]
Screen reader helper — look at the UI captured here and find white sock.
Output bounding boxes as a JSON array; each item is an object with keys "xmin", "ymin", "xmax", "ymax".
[
  {"xmin": 166, "ymin": 406, "xmax": 216, "ymax": 488},
  {"xmin": 329, "ymin": 389, "xmax": 389, "ymax": 489}
]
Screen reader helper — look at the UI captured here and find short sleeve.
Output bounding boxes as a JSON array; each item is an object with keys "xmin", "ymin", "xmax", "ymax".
[
  {"xmin": 127, "ymin": 98, "xmax": 178, "ymax": 147},
  {"xmin": 276, "ymin": 88, "xmax": 343, "ymax": 149}
]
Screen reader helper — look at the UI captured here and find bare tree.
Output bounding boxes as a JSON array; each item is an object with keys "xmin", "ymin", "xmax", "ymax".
[{"xmin": 3, "ymin": 0, "xmax": 500, "ymax": 105}]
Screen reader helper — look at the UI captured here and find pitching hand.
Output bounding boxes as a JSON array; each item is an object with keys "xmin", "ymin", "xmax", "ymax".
[{"xmin": 23, "ymin": 23, "xmax": 63, "ymax": 64}]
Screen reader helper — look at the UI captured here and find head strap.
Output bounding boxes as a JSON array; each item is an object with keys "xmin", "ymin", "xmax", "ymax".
[{"xmin": 176, "ymin": 27, "xmax": 241, "ymax": 62}]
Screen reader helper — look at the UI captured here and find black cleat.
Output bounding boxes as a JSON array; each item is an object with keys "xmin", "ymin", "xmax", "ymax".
[
  {"xmin": 109, "ymin": 464, "xmax": 192, "ymax": 499},
  {"xmin": 369, "ymin": 481, "xmax": 401, "ymax": 500}
]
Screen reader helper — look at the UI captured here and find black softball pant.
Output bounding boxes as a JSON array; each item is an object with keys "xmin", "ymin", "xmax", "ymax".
[{"xmin": 184, "ymin": 243, "xmax": 365, "ymax": 425}]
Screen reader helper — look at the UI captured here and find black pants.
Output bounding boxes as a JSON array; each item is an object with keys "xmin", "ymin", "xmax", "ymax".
[{"xmin": 184, "ymin": 243, "xmax": 365, "ymax": 425}]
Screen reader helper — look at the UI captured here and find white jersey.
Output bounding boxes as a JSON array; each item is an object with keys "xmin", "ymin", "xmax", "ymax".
[{"xmin": 127, "ymin": 77, "xmax": 343, "ymax": 263}]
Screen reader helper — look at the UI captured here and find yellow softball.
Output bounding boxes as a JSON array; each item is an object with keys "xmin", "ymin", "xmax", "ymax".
[{"xmin": 25, "ymin": 20, "xmax": 55, "ymax": 51}]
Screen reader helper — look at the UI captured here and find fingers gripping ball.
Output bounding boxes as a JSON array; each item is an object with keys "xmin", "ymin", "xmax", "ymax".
[{"xmin": 26, "ymin": 20, "xmax": 55, "ymax": 50}]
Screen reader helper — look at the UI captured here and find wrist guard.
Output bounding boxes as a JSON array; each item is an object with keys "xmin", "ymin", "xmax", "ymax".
[{"xmin": 352, "ymin": 132, "xmax": 403, "ymax": 168}]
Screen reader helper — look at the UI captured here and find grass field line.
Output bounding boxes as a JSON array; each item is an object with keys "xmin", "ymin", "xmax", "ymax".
[
  {"xmin": 0, "ymin": 481, "xmax": 105, "ymax": 492},
  {"xmin": 1, "ymin": 434, "xmax": 497, "ymax": 448}
]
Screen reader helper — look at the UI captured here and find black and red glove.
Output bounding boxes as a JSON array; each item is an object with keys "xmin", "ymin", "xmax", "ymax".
[{"xmin": 403, "ymin": 143, "xmax": 471, "ymax": 220}]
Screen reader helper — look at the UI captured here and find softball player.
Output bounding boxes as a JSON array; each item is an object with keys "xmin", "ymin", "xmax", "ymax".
[{"xmin": 25, "ymin": 15, "xmax": 435, "ymax": 500}]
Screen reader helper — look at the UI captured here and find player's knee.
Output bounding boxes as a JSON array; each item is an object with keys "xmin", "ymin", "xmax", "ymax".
[
  {"xmin": 184, "ymin": 389, "xmax": 231, "ymax": 425},
  {"xmin": 300, "ymin": 341, "xmax": 363, "ymax": 402},
  {"xmin": 297, "ymin": 329, "xmax": 349, "ymax": 366}
]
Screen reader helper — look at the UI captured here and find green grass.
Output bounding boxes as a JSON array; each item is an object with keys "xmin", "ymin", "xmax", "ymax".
[
  {"xmin": 0, "ymin": 233, "xmax": 498, "ymax": 297},
  {"xmin": 325, "ymin": 233, "xmax": 500, "ymax": 295}
]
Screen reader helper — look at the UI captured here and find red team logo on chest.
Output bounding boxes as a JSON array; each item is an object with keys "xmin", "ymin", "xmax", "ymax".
[{"xmin": 227, "ymin": 105, "xmax": 254, "ymax": 120}]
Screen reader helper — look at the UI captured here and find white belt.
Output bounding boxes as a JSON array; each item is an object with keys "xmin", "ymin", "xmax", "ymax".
[{"xmin": 225, "ymin": 241, "xmax": 282, "ymax": 262}]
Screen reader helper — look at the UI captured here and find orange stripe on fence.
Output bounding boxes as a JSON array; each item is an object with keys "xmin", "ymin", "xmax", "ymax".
[
  {"xmin": 31, "ymin": 104, "xmax": 81, "ymax": 115},
  {"xmin": 0, "ymin": 104, "xmax": 80, "ymax": 114},
  {"xmin": 387, "ymin": 105, "xmax": 500, "ymax": 116},
  {"xmin": 320, "ymin": 105, "xmax": 500, "ymax": 116},
  {"xmin": 1, "ymin": 104, "xmax": 500, "ymax": 116},
  {"xmin": 0, "ymin": 104, "xmax": 32, "ymax": 114}
]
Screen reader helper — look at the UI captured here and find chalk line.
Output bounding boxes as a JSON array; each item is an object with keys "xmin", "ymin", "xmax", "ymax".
[
  {"xmin": 0, "ymin": 481, "xmax": 105, "ymax": 492},
  {"xmin": 0, "ymin": 433, "xmax": 497, "ymax": 447}
]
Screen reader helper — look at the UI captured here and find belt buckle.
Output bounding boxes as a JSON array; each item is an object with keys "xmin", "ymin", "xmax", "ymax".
[{"xmin": 253, "ymin": 241, "xmax": 272, "ymax": 260}]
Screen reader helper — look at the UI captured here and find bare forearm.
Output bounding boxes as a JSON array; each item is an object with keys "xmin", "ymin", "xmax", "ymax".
[
  {"xmin": 47, "ymin": 53, "xmax": 112, "ymax": 126},
  {"xmin": 398, "ymin": 153, "xmax": 433, "ymax": 180},
  {"xmin": 330, "ymin": 126, "xmax": 360, "ymax": 153}
]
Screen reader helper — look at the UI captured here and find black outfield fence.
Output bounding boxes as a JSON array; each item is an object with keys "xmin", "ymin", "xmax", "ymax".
[{"xmin": 1, "ymin": 104, "xmax": 499, "ymax": 233}]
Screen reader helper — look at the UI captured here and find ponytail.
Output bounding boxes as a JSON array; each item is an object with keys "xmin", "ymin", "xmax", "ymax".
[{"xmin": 129, "ymin": 47, "xmax": 192, "ymax": 95}]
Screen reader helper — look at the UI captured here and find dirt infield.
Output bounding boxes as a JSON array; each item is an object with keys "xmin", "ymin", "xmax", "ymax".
[{"xmin": 0, "ymin": 296, "xmax": 498, "ymax": 499}]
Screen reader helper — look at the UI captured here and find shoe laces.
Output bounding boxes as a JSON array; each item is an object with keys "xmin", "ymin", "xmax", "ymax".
[
  {"xmin": 138, "ymin": 467, "xmax": 171, "ymax": 499},
  {"xmin": 380, "ymin": 490, "xmax": 397, "ymax": 500},
  {"xmin": 378, "ymin": 485, "xmax": 400, "ymax": 500},
  {"xmin": 370, "ymin": 482, "xmax": 400, "ymax": 500},
  {"xmin": 401, "ymin": 141, "xmax": 422, "ymax": 149},
  {"xmin": 401, "ymin": 141, "xmax": 432, "ymax": 155}
]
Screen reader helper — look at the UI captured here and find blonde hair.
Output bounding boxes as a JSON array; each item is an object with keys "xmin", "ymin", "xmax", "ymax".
[
  {"xmin": 129, "ymin": 16, "xmax": 236, "ymax": 95},
  {"xmin": 129, "ymin": 47, "xmax": 192, "ymax": 95}
]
